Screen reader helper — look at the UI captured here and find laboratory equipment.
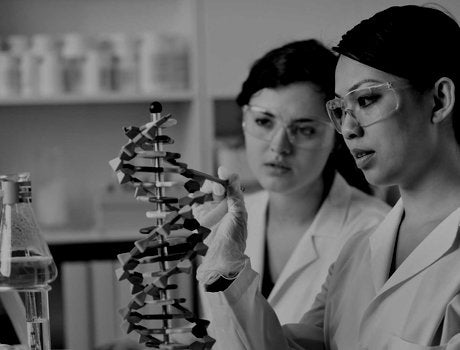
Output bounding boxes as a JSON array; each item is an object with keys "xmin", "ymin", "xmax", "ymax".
[
  {"xmin": 0, "ymin": 173, "xmax": 58, "ymax": 350},
  {"xmin": 110, "ymin": 102, "xmax": 221, "ymax": 349}
]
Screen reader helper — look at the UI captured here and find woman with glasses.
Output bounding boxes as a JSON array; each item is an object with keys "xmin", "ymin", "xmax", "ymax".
[
  {"xmin": 196, "ymin": 4, "xmax": 460, "ymax": 350},
  {"xmin": 198, "ymin": 39, "xmax": 389, "ymax": 327}
]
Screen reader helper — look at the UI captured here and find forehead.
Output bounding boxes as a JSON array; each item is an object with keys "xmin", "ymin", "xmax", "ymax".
[
  {"xmin": 335, "ymin": 56, "xmax": 400, "ymax": 96},
  {"xmin": 249, "ymin": 82, "xmax": 327, "ymax": 120}
]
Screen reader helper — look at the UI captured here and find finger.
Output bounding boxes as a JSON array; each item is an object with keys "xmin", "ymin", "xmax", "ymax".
[
  {"xmin": 226, "ymin": 174, "xmax": 246, "ymax": 215},
  {"xmin": 200, "ymin": 179, "xmax": 213, "ymax": 194},
  {"xmin": 212, "ymin": 181, "xmax": 226, "ymax": 201},
  {"xmin": 198, "ymin": 199, "xmax": 228, "ymax": 229},
  {"xmin": 217, "ymin": 165, "xmax": 233, "ymax": 180}
]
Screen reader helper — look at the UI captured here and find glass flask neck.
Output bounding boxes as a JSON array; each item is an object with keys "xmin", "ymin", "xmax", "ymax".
[{"xmin": 1, "ymin": 172, "xmax": 32, "ymax": 205}]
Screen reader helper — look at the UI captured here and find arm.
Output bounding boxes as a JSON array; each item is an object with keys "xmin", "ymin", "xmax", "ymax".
[
  {"xmin": 202, "ymin": 261, "xmax": 327, "ymax": 350},
  {"xmin": 194, "ymin": 167, "xmax": 327, "ymax": 349},
  {"xmin": 441, "ymin": 294, "xmax": 460, "ymax": 349}
]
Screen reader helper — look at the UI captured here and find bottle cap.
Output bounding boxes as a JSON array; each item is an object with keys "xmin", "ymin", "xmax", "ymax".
[
  {"xmin": 0, "ymin": 173, "xmax": 31, "ymax": 204},
  {"xmin": 7, "ymin": 35, "xmax": 29, "ymax": 55},
  {"xmin": 30, "ymin": 34, "xmax": 57, "ymax": 55},
  {"xmin": 62, "ymin": 33, "xmax": 87, "ymax": 57}
]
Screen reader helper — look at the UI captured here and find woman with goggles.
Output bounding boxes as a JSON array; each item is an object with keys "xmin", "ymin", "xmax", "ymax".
[
  {"xmin": 197, "ymin": 40, "xmax": 389, "ymax": 331},
  {"xmin": 196, "ymin": 4, "xmax": 460, "ymax": 350}
]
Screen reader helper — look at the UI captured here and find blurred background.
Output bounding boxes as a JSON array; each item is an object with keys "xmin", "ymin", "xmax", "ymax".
[{"xmin": 0, "ymin": 0, "xmax": 459, "ymax": 348}]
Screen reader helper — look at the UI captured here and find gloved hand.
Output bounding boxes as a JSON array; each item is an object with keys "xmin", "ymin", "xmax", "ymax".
[{"xmin": 194, "ymin": 166, "xmax": 248, "ymax": 285}]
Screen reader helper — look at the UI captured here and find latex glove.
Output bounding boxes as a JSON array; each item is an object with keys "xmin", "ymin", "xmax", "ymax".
[{"xmin": 194, "ymin": 166, "xmax": 248, "ymax": 285}]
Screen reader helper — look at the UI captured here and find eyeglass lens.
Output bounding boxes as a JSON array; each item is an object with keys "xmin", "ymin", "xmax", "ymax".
[
  {"xmin": 326, "ymin": 84, "xmax": 399, "ymax": 133},
  {"xmin": 243, "ymin": 106, "xmax": 333, "ymax": 149}
]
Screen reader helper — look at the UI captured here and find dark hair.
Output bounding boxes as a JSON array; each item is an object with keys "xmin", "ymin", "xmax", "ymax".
[
  {"xmin": 334, "ymin": 4, "xmax": 460, "ymax": 145},
  {"xmin": 237, "ymin": 39, "xmax": 372, "ymax": 194}
]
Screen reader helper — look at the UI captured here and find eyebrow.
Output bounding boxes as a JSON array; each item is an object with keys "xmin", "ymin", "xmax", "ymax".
[
  {"xmin": 334, "ymin": 78, "xmax": 385, "ymax": 97},
  {"xmin": 248, "ymin": 105, "xmax": 325, "ymax": 123},
  {"xmin": 292, "ymin": 118, "xmax": 325, "ymax": 123}
]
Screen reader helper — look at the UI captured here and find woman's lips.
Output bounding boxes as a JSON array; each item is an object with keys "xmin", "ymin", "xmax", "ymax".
[
  {"xmin": 264, "ymin": 162, "xmax": 291, "ymax": 174},
  {"xmin": 352, "ymin": 149, "xmax": 375, "ymax": 169}
]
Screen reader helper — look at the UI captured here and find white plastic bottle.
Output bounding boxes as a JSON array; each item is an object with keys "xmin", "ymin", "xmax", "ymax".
[
  {"xmin": 139, "ymin": 32, "xmax": 167, "ymax": 93},
  {"xmin": 0, "ymin": 52, "xmax": 18, "ymax": 97},
  {"xmin": 4, "ymin": 35, "xmax": 27, "ymax": 96},
  {"xmin": 61, "ymin": 33, "xmax": 87, "ymax": 95},
  {"xmin": 110, "ymin": 33, "xmax": 138, "ymax": 94},
  {"xmin": 30, "ymin": 34, "xmax": 62, "ymax": 96},
  {"xmin": 19, "ymin": 50, "xmax": 40, "ymax": 97},
  {"xmin": 168, "ymin": 34, "xmax": 190, "ymax": 90},
  {"xmin": 81, "ymin": 35, "xmax": 113, "ymax": 95}
]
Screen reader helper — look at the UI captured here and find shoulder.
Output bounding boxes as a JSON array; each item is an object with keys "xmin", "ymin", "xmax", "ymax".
[
  {"xmin": 331, "ymin": 174, "xmax": 390, "ymax": 230},
  {"xmin": 333, "ymin": 225, "xmax": 374, "ymax": 271}
]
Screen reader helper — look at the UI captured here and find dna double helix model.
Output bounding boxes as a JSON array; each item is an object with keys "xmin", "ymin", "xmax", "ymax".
[{"xmin": 109, "ymin": 102, "xmax": 220, "ymax": 349}]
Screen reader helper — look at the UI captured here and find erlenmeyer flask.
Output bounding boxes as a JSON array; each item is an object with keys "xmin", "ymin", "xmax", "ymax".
[
  {"xmin": 0, "ymin": 173, "xmax": 58, "ymax": 350},
  {"xmin": 0, "ymin": 173, "xmax": 57, "ymax": 289}
]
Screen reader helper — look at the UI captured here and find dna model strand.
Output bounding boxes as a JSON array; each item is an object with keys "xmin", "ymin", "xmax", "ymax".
[{"xmin": 109, "ymin": 101, "xmax": 220, "ymax": 349}]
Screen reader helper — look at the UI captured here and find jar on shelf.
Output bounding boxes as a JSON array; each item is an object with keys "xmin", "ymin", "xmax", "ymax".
[
  {"xmin": 81, "ymin": 35, "xmax": 112, "ymax": 95},
  {"xmin": 19, "ymin": 50, "xmax": 40, "ymax": 97},
  {"xmin": 30, "ymin": 34, "xmax": 62, "ymax": 96},
  {"xmin": 109, "ymin": 33, "xmax": 138, "ymax": 94},
  {"xmin": 5, "ymin": 35, "xmax": 27, "ymax": 96},
  {"xmin": 166, "ymin": 34, "xmax": 190, "ymax": 90},
  {"xmin": 138, "ymin": 32, "xmax": 162, "ymax": 93},
  {"xmin": 7, "ymin": 35, "xmax": 39, "ymax": 97},
  {"xmin": 61, "ymin": 33, "xmax": 87, "ymax": 95},
  {"xmin": 7, "ymin": 35, "xmax": 29, "ymax": 57},
  {"xmin": 139, "ymin": 32, "xmax": 190, "ymax": 92},
  {"xmin": 0, "ymin": 52, "xmax": 20, "ymax": 97}
]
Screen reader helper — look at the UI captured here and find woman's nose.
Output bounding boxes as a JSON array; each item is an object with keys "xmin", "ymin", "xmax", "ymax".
[
  {"xmin": 342, "ymin": 112, "xmax": 364, "ymax": 139},
  {"xmin": 269, "ymin": 126, "xmax": 293, "ymax": 154}
]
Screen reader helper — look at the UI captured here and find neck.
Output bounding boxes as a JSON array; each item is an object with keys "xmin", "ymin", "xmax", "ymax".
[
  {"xmin": 399, "ymin": 152, "xmax": 460, "ymax": 225},
  {"xmin": 267, "ymin": 176, "xmax": 327, "ymax": 226}
]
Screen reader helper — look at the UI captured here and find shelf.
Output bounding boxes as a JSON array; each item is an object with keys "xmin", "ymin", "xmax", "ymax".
[
  {"xmin": 44, "ymin": 229, "xmax": 144, "ymax": 245},
  {"xmin": 0, "ymin": 90, "xmax": 195, "ymax": 106}
]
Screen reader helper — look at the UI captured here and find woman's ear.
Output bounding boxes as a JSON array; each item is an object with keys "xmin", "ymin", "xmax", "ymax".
[{"xmin": 432, "ymin": 77, "xmax": 455, "ymax": 124}]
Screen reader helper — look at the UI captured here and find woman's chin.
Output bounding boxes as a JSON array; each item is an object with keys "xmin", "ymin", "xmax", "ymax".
[
  {"xmin": 259, "ymin": 177, "xmax": 292, "ymax": 193},
  {"xmin": 362, "ymin": 168, "xmax": 394, "ymax": 188}
]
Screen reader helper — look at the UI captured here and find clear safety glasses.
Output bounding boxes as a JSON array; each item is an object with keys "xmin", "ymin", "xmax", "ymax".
[
  {"xmin": 242, "ymin": 104, "xmax": 334, "ymax": 150},
  {"xmin": 325, "ymin": 81, "xmax": 409, "ymax": 134}
]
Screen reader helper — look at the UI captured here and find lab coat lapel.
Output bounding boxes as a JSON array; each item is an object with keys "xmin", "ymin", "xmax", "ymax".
[
  {"xmin": 378, "ymin": 207, "xmax": 460, "ymax": 296},
  {"xmin": 268, "ymin": 233, "xmax": 319, "ymax": 301},
  {"xmin": 245, "ymin": 191, "xmax": 269, "ymax": 280},
  {"xmin": 368, "ymin": 200, "xmax": 404, "ymax": 293},
  {"xmin": 268, "ymin": 174, "xmax": 351, "ymax": 301}
]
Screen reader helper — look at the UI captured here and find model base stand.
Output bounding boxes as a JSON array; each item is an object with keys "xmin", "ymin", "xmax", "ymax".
[{"xmin": 109, "ymin": 102, "xmax": 220, "ymax": 349}]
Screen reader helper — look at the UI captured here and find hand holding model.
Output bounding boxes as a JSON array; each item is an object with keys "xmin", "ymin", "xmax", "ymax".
[{"xmin": 195, "ymin": 166, "xmax": 248, "ymax": 285}]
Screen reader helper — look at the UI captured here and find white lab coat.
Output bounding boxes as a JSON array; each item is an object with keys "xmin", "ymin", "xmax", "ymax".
[
  {"xmin": 244, "ymin": 174, "xmax": 389, "ymax": 324},
  {"xmin": 204, "ymin": 200, "xmax": 460, "ymax": 350}
]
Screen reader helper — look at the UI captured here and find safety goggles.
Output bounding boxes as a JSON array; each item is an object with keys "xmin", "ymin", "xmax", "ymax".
[
  {"xmin": 242, "ymin": 104, "xmax": 333, "ymax": 150},
  {"xmin": 326, "ymin": 81, "xmax": 409, "ymax": 134}
]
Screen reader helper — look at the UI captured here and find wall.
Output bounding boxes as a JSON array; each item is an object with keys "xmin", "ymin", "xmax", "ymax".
[{"xmin": 204, "ymin": 0, "xmax": 460, "ymax": 97}]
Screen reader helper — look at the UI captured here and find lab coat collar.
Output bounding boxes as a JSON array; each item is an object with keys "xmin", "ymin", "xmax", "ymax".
[
  {"xmin": 245, "ymin": 191, "xmax": 269, "ymax": 276},
  {"xmin": 369, "ymin": 200, "xmax": 460, "ymax": 296},
  {"xmin": 368, "ymin": 199, "xmax": 404, "ymax": 292},
  {"xmin": 380, "ymin": 205, "xmax": 460, "ymax": 296},
  {"xmin": 268, "ymin": 174, "xmax": 352, "ymax": 300}
]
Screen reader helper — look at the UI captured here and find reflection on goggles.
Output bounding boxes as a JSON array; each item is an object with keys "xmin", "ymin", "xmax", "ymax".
[
  {"xmin": 242, "ymin": 104, "xmax": 333, "ymax": 150},
  {"xmin": 326, "ymin": 81, "xmax": 407, "ymax": 134}
]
